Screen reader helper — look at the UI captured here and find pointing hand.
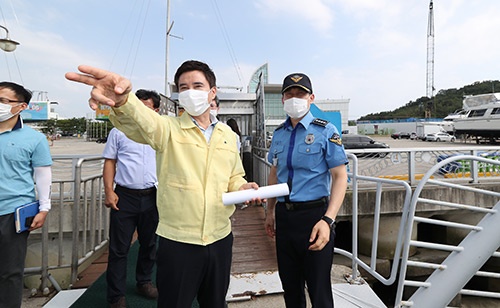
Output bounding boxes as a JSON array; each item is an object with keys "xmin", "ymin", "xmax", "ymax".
[{"xmin": 65, "ymin": 65, "xmax": 132, "ymax": 110}]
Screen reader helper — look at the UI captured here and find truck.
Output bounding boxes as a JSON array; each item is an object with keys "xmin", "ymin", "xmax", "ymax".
[{"xmin": 415, "ymin": 122, "xmax": 446, "ymax": 141}]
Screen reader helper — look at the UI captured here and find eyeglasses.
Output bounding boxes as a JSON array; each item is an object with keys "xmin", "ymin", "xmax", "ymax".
[{"xmin": 0, "ymin": 97, "xmax": 24, "ymax": 104}]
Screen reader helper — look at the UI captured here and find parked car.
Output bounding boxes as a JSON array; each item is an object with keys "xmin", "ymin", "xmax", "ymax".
[
  {"xmin": 342, "ymin": 134, "xmax": 390, "ymax": 157},
  {"xmin": 391, "ymin": 132, "xmax": 411, "ymax": 139},
  {"xmin": 426, "ymin": 132, "xmax": 456, "ymax": 142}
]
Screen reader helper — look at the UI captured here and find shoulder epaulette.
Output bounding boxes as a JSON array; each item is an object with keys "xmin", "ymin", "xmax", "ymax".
[
  {"xmin": 275, "ymin": 122, "xmax": 286, "ymax": 131},
  {"xmin": 311, "ymin": 118, "xmax": 329, "ymax": 127}
]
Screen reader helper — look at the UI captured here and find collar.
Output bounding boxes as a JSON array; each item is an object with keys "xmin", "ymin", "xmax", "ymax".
[
  {"xmin": 209, "ymin": 112, "xmax": 219, "ymax": 125},
  {"xmin": 284, "ymin": 111, "xmax": 314, "ymax": 130},
  {"xmin": 180, "ymin": 112, "xmax": 197, "ymax": 129},
  {"xmin": 179, "ymin": 111, "xmax": 218, "ymax": 130},
  {"xmin": 14, "ymin": 116, "xmax": 23, "ymax": 130},
  {"xmin": 2, "ymin": 116, "xmax": 23, "ymax": 133}
]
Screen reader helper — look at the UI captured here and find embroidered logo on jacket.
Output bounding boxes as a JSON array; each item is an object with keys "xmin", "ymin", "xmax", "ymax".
[{"xmin": 329, "ymin": 133, "xmax": 342, "ymax": 145}]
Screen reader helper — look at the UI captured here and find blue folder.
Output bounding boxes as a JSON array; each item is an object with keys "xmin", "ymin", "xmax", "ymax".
[{"xmin": 14, "ymin": 201, "xmax": 39, "ymax": 233}]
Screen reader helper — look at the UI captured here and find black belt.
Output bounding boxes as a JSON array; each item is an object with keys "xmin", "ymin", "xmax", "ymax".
[
  {"xmin": 115, "ymin": 185, "xmax": 156, "ymax": 196},
  {"xmin": 279, "ymin": 197, "xmax": 328, "ymax": 211}
]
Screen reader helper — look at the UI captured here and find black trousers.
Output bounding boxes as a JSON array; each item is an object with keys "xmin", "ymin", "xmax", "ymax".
[
  {"xmin": 0, "ymin": 213, "xmax": 29, "ymax": 308},
  {"xmin": 156, "ymin": 233, "xmax": 233, "ymax": 308},
  {"xmin": 106, "ymin": 187, "xmax": 159, "ymax": 303},
  {"xmin": 276, "ymin": 203, "xmax": 335, "ymax": 308}
]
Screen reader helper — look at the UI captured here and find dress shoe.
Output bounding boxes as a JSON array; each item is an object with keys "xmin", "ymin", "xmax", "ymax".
[
  {"xmin": 136, "ymin": 281, "xmax": 158, "ymax": 299},
  {"xmin": 109, "ymin": 296, "xmax": 126, "ymax": 308}
]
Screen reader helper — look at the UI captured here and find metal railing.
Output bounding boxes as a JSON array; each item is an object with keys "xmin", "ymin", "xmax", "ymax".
[
  {"xmin": 338, "ymin": 154, "xmax": 413, "ymax": 286},
  {"xmin": 26, "ymin": 145, "xmax": 500, "ymax": 306},
  {"xmin": 252, "ymin": 149, "xmax": 414, "ymax": 288},
  {"xmin": 255, "ymin": 146, "xmax": 500, "ymax": 187},
  {"xmin": 253, "ymin": 146, "xmax": 500, "ymax": 306},
  {"xmin": 25, "ymin": 155, "xmax": 108, "ymax": 292},
  {"xmin": 395, "ymin": 155, "xmax": 500, "ymax": 307}
]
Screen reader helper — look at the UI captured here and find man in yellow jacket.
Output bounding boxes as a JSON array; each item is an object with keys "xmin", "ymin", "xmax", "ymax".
[{"xmin": 66, "ymin": 60, "xmax": 261, "ymax": 308}]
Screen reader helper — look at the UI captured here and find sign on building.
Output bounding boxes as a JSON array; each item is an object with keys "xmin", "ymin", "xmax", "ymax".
[{"xmin": 20, "ymin": 101, "xmax": 49, "ymax": 120}]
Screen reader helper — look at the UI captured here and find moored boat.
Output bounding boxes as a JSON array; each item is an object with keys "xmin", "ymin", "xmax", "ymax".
[{"xmin": 451, "ymin": 93, "xmax": 500, "ymax": 142}]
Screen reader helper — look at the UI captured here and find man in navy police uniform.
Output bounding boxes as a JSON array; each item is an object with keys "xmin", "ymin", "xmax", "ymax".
[{"xmin": 264, "ymin": 73, "xmax": 348, "ymax": 308}]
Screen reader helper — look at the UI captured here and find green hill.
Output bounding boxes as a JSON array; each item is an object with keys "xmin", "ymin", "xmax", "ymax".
[{"xmin": 358, "ymin": 80, "xmax": 500, "ymax": 121}]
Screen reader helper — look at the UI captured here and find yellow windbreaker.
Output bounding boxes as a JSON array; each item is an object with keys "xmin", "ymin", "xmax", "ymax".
[{"xmin": 110, "ymin": 93, "xmax": 247, "ymax": 245}]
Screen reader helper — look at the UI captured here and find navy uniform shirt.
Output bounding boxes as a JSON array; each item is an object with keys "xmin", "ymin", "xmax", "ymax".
[{"xmin": 267, "ymin": 112, "xmax": 348, "ymax": 202}]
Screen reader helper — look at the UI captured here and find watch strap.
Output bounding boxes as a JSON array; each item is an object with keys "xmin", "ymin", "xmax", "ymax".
[{"xmin": 321, "ymin": 215, "xmax": 335, "ymax": 229}]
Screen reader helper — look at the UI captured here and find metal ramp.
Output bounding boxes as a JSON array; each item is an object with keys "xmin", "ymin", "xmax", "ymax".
[
  {"xmin": 395, "ymin": 155, "xmax": 500, "ymax": 307},
  {"xmin": 333, "ymin": 283, "xmax": 386, "ymax": 307},
  {"xmin": 43, "ymin": 289, "xmax": 86, "ymax": 308},
  {"xmin": 227, "ymin": 272, "xmax": 386, "ymax": 307}
]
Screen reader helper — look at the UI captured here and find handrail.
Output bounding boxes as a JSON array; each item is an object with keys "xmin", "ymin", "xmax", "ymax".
[
  {"xmin": 254, "ymin": 145, "xmax": 500, "ymax": 186},
  {"xmin": 253, "ymin": 145, "xmax": 500, "ymax": 306},
  {"xmin": 26, "ymin": 145, "xmax": 500, "ymax": 306},
  {"xmin": 395, "ymin": 155, "xmax": 500, "ymax": 307},
  {"xmin": 252, "ymin": 150, "xmax": 413, "ymax": 287},
  {"xmin": 25, "ymin": 156, "xmax": 108, "ymax": 292},
  {"xmin": 340, "ymin": 165, "xmax": 413, "ymax": 285},
  {"xmin": 71, "ymin": 156, "xmax": 107, "ymax": 285}
]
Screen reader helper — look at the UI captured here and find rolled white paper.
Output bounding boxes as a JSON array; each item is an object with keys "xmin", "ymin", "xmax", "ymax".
[{"xmin": 222, "ymin": 183, "xmax": 290, "ymax": 205}]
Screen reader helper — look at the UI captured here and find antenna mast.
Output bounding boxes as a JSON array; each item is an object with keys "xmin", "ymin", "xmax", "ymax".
[
  {"xmin": 425, "ymin": 0, "xmax": 435, "ymax": 118},
  {"xmin": 165, "ymin": 0, "xmax": 171, "ymax": 96}
]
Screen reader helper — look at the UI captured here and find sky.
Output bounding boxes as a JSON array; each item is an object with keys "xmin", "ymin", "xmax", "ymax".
[{"xmin": 1, "ymin": 0, "xmax": 500, "ymax": 120}]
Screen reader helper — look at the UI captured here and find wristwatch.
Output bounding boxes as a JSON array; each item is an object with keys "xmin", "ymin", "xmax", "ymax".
[{"xmin": 321, "ymin": 216, "xmax": 335, "ymax": 230}]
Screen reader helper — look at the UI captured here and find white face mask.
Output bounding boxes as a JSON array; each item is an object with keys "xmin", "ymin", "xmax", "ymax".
[
  {"xmin": 0, "ymin": 102, "xmax": 21, "ymax": 122},
  {"xmin": 209, "ymin": 109, "xmax": 218, "ymax": 118},
  {"xmin": 283, "ymin": 97, "xmax": 309, "ymax": 119},
  {"xmin": 178, "ymin": 89, "xmax": 210, "ymax": 116}
]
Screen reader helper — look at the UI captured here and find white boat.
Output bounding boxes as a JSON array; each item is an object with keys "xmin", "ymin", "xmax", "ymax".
[
  {"xmin": 451, "ymin": 93, "xmax": 500, "ymax": 141},
  {"xmin": 443, "ymin": 108, "xmax": 467, "ymax": 121}
]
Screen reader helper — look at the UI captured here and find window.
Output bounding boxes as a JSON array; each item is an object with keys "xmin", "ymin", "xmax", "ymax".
[{"xmin": 468, "ymin": 109, "xmax": 487, "ymax": 117}]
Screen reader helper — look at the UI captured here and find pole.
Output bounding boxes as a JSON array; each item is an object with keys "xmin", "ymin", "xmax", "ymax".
[
  {"xmin": 164, "ymin": 0, "xmax": 171, "ymax": 96},
  {"xmin": 425, "ymin": 0, "xmax": 435, "ymax": 118}
]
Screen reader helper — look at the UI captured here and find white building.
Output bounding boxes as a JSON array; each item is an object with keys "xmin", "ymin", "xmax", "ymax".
[{"xmin": 315, "ymin": 98, "xmax": 350, "ymax": 130}]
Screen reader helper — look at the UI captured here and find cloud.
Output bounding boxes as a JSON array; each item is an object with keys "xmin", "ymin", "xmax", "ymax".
[
  {"xmin": 3, "ymin": 0, "xmax": 500, "ymax": 122},
  {"xmin": 315, "ymin": 61, "xmax": 425, "ymax": 120},
  {"xmin": 0, "ymin": 18, "xmax": 105, "ymax": 118},
  {"xmin": 335, "ymin": 0, "xmax": 408, "ymax": 23},
  {"xmin": 430, "ymin": 1, "xmax": 500, "ymax": 89},
  {"xmin": 255, "ymin": 0, "xmax": 334, "ymax": 34},
  {"xmin": 439, "ymin": 10, "xmax": 500, "ymax": 66}
]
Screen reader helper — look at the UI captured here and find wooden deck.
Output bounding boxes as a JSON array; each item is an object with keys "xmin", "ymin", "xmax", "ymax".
[
  {"xmin": 72, "ymin": 205, "xmax": 277, "ymax": 288},
  {"xmin": 231, "ymin": 205, "xmax": 277, "ymax": 274},
  {"xmin": 71, "ymin": 251, "xmax": 109, "ymax": 288}
]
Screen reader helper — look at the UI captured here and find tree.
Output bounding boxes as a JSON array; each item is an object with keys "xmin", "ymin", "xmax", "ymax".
[
  {"xmin": 39, "ymin": 117, "xmax": 88, "ymax": 136},
  {"xmin": 357, "ymin": 80, "xmax": 500, "ymax": 121},
  {"xmin": 40, "ymin": 119, "xmax": 57, "ymax": 135}
]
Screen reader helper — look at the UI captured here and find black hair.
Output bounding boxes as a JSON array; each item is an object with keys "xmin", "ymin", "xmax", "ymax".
[
  {"xmin": 174, "ymin": 60, "xmax": 216, "ymax": 91},
  {"xmin": 135, "ymin": 89, "xmax": 161, "ymax": 109},
  {"xmin": 0, "ymin": 81, "xmax": 32, "ymax": 104},
  {"xmin": 227, "ymin": 118, "xmax": 241, "ymax": 137}
]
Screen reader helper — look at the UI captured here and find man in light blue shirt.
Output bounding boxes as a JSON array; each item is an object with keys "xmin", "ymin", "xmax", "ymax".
[
  {"xmin": 0, "ymin": 82, "xmax": 52, "ymax": 308},
  {"xmin": 102, "ymin": 89, "xmax": 160, "ymax": 308}
]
